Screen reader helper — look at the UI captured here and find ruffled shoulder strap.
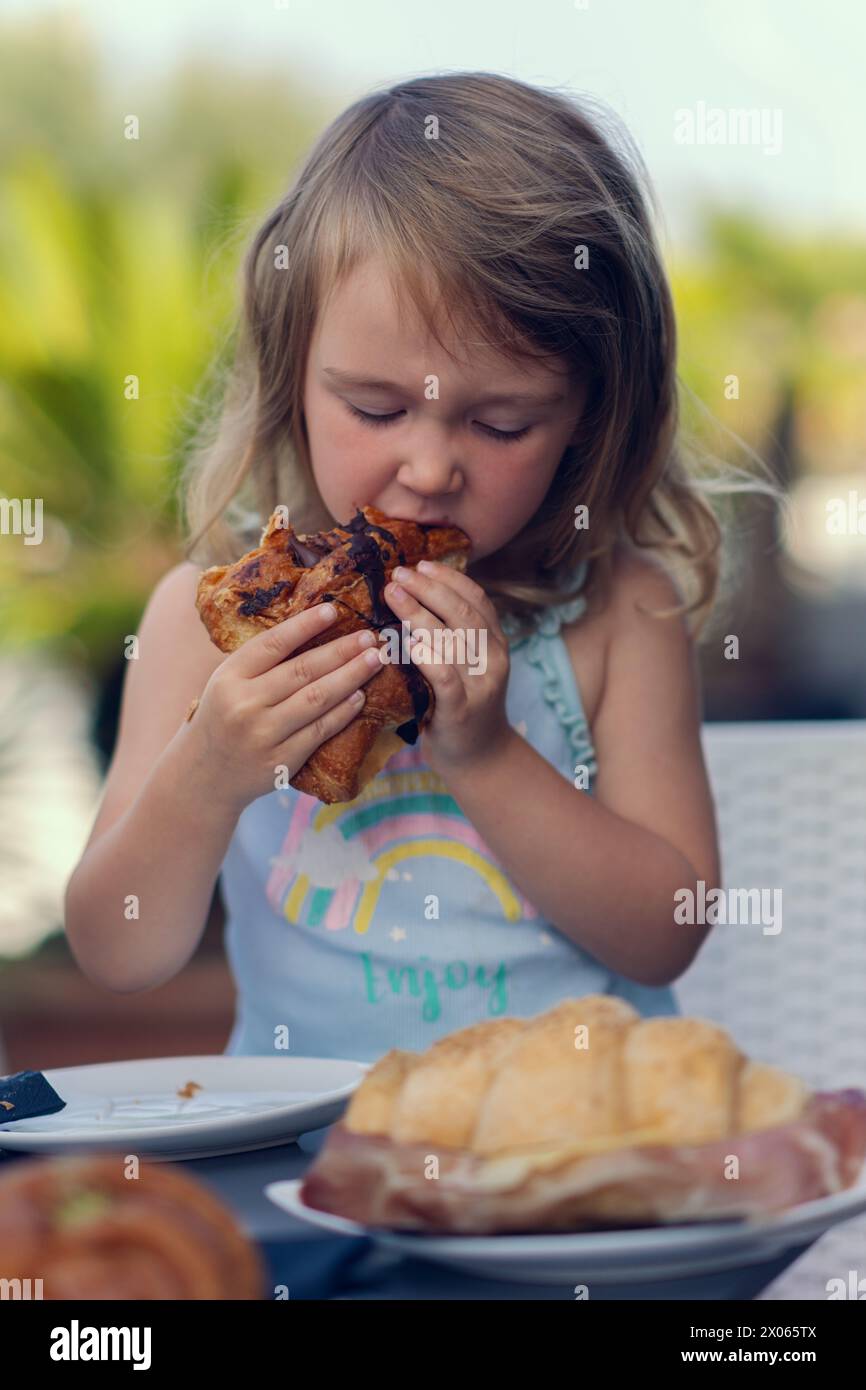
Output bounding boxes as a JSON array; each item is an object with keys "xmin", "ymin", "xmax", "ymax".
[{"xmin": 501, "ymin": 561, "xmax": 597, "ymax": 780}]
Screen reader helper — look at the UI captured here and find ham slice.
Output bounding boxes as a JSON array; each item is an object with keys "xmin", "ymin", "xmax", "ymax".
[{"xmin": 301, "ymin": 1089, "xmax": 866, "ymax": 1234}]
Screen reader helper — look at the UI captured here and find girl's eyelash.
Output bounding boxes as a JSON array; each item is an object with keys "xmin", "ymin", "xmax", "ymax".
[
  {"xmin": 346, "ymin": 404, "xmax": 400, "ymax": 429},
  {"xmin": 345, "ymin": 402, "xmax": 531, "ymax": 444}
]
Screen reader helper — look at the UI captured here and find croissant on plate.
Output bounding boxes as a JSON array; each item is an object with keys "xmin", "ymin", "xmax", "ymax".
[
  {"xmin": 195, "ymin": 505, "xmax": 472, "ymax": 803},
  {"xmin": 300, "ymin": 995, "xmax": 866, "ymax": 1233}
]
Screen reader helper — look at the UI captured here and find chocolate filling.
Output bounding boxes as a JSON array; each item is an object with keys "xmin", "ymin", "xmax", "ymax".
[
  {"xmin": 287, "ymin": 534, "xmax": 332, "ymax": 567},
  {"xmin": 343, "ymin": 510, "xmax": 403, "ymax": 624},
  {"xmin": 234, "ymin": 557, "xmax": 262, "ymax": 582},
  {"xmin": 237, "ymin": 580, "xmax": 293, "ymax": 616},
  {"xmin": 320, "ymin": 509, "xmax": 428, "ymax": 743}
]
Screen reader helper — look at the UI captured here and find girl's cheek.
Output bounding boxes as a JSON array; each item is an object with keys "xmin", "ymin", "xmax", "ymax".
[
  {"xmin": 323, "ymin": 403, "xmax": 381, "ymax": 457},
  {"xmin": 314, "ymin": 417, "xmax": 391, "ymax": 492},
  {"xmin": 329, "ymin": 433, "xmax": 383, "ymax": 479}
]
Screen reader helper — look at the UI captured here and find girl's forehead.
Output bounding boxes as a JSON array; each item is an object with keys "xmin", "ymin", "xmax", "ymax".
[
  {"xmin": 313, "ymin": 261, "xmax": 571, "ymax": 389},
  {"xmin": 317, "ymin": 256, "xmax": 450, "ymax": 337}
]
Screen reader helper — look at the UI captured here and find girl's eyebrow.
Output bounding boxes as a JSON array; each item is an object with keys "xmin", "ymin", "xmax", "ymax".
[{"xmin": 322, "ymin": 366, "xmax": 565, "ymax": 407}]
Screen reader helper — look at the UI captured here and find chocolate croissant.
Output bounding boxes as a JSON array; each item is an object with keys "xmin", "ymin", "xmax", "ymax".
[
  {"xmin": 195, "ymin": 505, "xmax": 471, "ymax": 803},
  {"xmin": 301, "ymin": 995, "xmax": 866, "ymax": 1233}
]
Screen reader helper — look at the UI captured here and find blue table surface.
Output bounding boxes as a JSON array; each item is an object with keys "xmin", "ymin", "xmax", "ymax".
[{"xmin": 0, "ymin": 1124, "xmax": 813, "ymax": 1300}]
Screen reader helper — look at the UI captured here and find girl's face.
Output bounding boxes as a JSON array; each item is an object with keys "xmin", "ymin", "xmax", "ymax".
[{"xmin": 301, "ymin": 256, "xmax": 585, "ymax": 561}]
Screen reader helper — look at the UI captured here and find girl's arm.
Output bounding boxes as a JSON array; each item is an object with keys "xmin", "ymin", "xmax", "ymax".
[
  {"xmin": 435, "ymin": 551, "xmax": 722, "ymax": 987},
  {"xmin": 64, "ymin": 563, "xmax": 235, "ymax": 992}
]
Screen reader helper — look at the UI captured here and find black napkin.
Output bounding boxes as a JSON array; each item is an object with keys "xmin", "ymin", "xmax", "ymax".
[{"xmin": 0, "ymin": 1070, "xmax": 66, "ymax": 1123}]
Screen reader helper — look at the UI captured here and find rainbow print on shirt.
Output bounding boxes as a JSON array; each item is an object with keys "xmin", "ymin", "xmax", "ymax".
[{"xmin": 266, "ymin": 741, "xmax": 539, "ymax": 934}]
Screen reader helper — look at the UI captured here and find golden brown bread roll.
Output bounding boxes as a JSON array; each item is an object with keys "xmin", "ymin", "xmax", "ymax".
[
  {"xmin": 390, "ymin": 1018, "xmax": 527, "ymax": 1150},
  {"xmin": 345, "ymin": 995, "xmax": 808, "ymax": 1153},
  {"xmin": 301, "ymin": 994, "xmax": 866, "ymax": 1233},
  {"xmin": 195, "ymin": 505, "xmax": 471, "ymax": 803}
]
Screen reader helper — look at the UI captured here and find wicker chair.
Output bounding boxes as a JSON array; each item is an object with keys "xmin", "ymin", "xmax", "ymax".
[{"xmin": 676, "ymin": 720, "xmax": 866, "ymax": 1300}]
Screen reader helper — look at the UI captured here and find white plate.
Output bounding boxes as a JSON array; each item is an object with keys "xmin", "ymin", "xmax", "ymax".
[
  {"xmin": 0, "ymin": 1056, "xmax": 369, "ymax": 1160},
  {"xmin": 265, "ymin": 1161, "xmax": 866, "ymax": 1285}
]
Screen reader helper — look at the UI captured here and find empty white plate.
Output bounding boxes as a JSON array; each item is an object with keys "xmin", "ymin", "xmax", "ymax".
[
  {"xmin": 266, "ymin": 1160, "xmax": 866, "ymax": 1285},
  {"xmin": 0, "ymin": 1056, "xmax": 369, "ymax": 1160}
]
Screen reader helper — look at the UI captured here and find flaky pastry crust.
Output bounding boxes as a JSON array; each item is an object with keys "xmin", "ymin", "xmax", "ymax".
[{"xmin": 195, "ymin": 505, "xmax": 471, "ymax": 803}]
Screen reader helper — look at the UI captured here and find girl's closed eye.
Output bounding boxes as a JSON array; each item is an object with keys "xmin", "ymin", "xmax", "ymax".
[{"xmin": 344, "ymin": 401, "xmax": 532, "ymax": 444}]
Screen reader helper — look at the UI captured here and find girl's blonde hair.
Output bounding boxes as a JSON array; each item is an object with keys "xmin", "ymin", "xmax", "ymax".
[{"xmin": 180, "ymin": 71, "xmax": 783, "ymax": 642}]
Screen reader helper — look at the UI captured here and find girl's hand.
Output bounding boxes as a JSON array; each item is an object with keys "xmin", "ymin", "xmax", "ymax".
[
  {"xmin": 186, "ymin": 604, "xmax": 384, "ymax": 812},
  {"xmin": 383, "ymin": 561, "xmax": 512, "ymax": 774}
]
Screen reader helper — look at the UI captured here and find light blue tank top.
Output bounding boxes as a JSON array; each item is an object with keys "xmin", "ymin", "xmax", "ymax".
[{"xmin": 220, "ymin": 562, "xmax": 679, "ymax": 1062}]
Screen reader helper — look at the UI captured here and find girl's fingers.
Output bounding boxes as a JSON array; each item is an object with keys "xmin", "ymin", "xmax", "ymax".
[
  {"xmin": 385, "ymin": 568, "xmax": 488, "ymax": 635},
  {"xmin": 231, "ymin": 602, "xmax": 341, "ymax": 679},
  {"xmin": 386, "ymin": 580, "xmax": 490, "ymax": 694},
  {"xmin": 384, "ymin": 586, "xmax": 474, "ymax": 683},
  {"xmin": 382, "ymin": 591, "xmax": 459, "ymax": 693},
  {"xmin": 383, "ymin": 587, "xmax": 440, "ymax": 652},
  {"xmin": 268, "ymin": 641, "xmax": 384, "ymax": 743},
  {"xmin": 276, "ymin": 683, "xmax": 372, "ymax": 773},
  {"xmin": 257, "ymin": 624, "xmax": 379, "ymax": 706},
  {"xmin": 397, "ymin": 562, "xmax": 498, "ymax": 627}
]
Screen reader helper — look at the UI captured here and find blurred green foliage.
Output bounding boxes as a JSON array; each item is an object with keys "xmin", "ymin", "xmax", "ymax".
[
  {"xmin": 674, "ymin": 217, "xmax": 866, "ymax": 466},
  {"xmin": 0, "ymin": 17, "xmax": 329, "ymax": 676},
  {"xmin": 1, "ymin": 18, "xmax": 864, "ymax": 682}
]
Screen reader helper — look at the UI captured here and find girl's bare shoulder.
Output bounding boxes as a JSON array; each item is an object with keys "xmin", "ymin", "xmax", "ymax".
[
  {"xmin": 152, "ymin": 560, "xmax": 221, "ymax": 636},
  {"xmin": 141, "ymin": 560, "xmax": 226, "ymax": 688},
  {"xmin": 559, "ymin": 543, "xmax": 686, "ymax": 729}
]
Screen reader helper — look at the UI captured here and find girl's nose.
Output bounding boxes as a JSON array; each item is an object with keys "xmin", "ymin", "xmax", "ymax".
[{"xmin": 397, "ymin": 450, "xmax": 463, "ymax": 497}]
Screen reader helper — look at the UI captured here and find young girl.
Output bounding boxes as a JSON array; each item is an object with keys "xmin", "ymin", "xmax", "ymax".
[{"xmin": 66, "ymin": 72, "xmax": 727, "ymax": 1062}]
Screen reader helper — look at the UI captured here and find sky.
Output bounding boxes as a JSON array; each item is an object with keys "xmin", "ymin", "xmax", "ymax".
[{"xmin": 2, "ymin": 0, "xmax": 864, "ymax": 248}]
